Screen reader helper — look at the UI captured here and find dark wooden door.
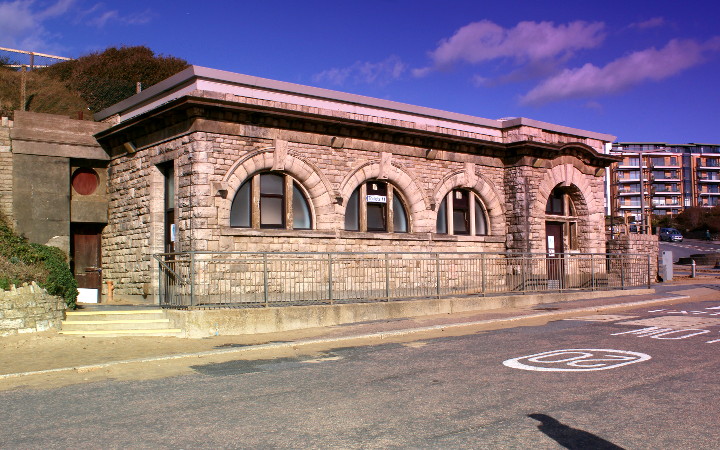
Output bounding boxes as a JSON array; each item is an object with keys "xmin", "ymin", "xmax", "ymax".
[
  {"xmin": 72, "ymin": 224, "xmax": 103, "ymax": 290},
  {"xmin": 545, "ymin": 222, "xmax": 564, "ymax": 288}
]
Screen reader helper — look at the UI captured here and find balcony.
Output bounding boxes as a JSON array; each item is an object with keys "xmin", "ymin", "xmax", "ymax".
[{"xmin": 699, "ymin": 161, "xmax": 720, "ymax": 169}]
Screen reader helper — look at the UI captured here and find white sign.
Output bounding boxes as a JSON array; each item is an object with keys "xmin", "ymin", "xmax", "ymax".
[
  {"xmin": 503, "ymin": 349, "xmax": 651, "ymax": 372},
  {"xmin": 366, "ymin": 195, "xmax": 386, "ymax": 203},
  {"xmin": 547, "ymin": 236, "xmax": 555, "ymax": 255}
]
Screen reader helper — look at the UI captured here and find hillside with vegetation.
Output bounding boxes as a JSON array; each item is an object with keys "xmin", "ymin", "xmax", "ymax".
[
  {"xmin": 0, "ymin": 214, "xmax": 78, "ymax": 308},
  {"xmin": 1, "ymin": 46, "xmax": 189, "ymax": 118}
]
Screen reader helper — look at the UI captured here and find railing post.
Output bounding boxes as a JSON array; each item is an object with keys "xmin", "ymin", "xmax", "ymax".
[
  {"xmin": 190, "ymin": 252, "xmax": 195, "ymax": 307},
  {"xmin": 647, "ymin": 254, "xmax": 651, "ymax": 288},
  {"xmin": 157, "ymin": 256, "xmax": 163, "ymax": 306},
  {"xmin": 591, "ymin": 254, "xmax": 596, "ymax": 291},
  {"xmin": 481, "ymin": 253, "xmax": 486, "ymax": 296},
  {"xmin": 620, "ymin": 254, "xmax": 626, "ymax": 290},
  {"xmin": 328, "ymin": 253, "xmax": 334, "ymax": 305},
  {"xmin": 522, "ymin": 254, "xmax": 527, "ymax": 293},
  {"xmin": 435, "ymin": 253, "xmax": 441, "ymax": 298},
  {"xmin": 385, "ymin": 253, "xmax": 390, "ymax": 301},
  {"xmin": 263, "ymin": 253, "xmax": 269, "ymax": 307}
]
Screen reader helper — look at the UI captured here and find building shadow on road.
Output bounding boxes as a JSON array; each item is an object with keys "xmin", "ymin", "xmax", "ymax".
[{"xmin": 528, "ymin": 413, "xmax": 625, "ymax": 449}]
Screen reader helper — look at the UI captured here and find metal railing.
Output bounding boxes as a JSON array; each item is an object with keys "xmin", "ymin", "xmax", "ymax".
[{"xmin": 154, "ymin": 251, "xmax": 652, "ymax": 308}]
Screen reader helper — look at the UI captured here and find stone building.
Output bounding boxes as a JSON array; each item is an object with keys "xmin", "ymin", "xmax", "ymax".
[{"xmin": 92, "ymin": 66, "xmax": 618, "ymax": 302}]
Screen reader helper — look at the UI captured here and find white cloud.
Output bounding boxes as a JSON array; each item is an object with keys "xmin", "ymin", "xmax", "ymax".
[
  {"xmin": 630, "ymin": 17, "xmax": 665, "ymax": 30},
  {"xmin": 0, "ymin": 0, "xmax": 150, "ymax": 53},
  {"xmin": 313, "ymin": 56, "xmax": 407, "ymax": 86},
  {"xmin": 0, "ymin": 0, "xmax": 73, "ymax": 50},
  {"xmin": 521, "ymin": 37, "xmax": 720, "ymax": 105},
  {"xmin": 425, "ymin": 20, "xmax": 605, "ymax": 69}
]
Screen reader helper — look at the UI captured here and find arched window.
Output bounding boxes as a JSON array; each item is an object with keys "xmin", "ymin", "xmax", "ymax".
[
  {"xmin": 344, "ymin": 180, "xmax": 408, "ymax": 233},
  {"xmin": 436, "ymin": 189, "xmax": 488, "ymax": 236},
  {"xmin": 545, "ymin": 186, "xmax": 577, "ymax": 216},
  {"xmin": 230, "ymin": 172, "xmax": 312, "ymax": 229}
]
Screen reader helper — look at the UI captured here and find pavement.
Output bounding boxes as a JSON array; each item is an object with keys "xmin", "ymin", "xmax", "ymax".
[{"xmin": 1, "ymin": 274, "xmax": 719, "ymax": 390}]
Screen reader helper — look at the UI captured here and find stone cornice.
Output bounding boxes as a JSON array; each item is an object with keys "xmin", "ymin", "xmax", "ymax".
[{"xmin": 95, "ymin": 95, "xmax": 618, "ymax": 167}]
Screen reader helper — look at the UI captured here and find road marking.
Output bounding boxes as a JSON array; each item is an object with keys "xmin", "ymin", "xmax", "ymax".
[
  {"xmin": 503, "ymin": 349, "xmax": 651, "ymax": 372},
  {"xmin": 618, "ymin": 316, "xmax": 720, "ymax": 329},
  {"xmin": 611, "ymin": 326, "xmax": 711, "ymax": 339},
  {"xmin": 565, "ymin": 314, "xmax": 638, "ymax": 322}
]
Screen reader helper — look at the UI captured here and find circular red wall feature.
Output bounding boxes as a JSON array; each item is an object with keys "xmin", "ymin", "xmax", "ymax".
[{"xmin": 72, "ymin": 168, "xmax": 99, "ymax": 195}]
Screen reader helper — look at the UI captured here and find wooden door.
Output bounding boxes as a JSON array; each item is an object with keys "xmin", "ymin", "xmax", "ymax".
[
  {"xmin": 72, "ymin": 224, "xmax": 103, "ymax": 290},
  {"xmin": 545, "ymin": 222, "xmax": 564, "ymax": 288}
]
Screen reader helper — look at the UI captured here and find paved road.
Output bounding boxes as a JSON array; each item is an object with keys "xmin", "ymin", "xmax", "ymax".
[
  {"xmin": 2, "ymin": 296, "xmax": 719, "ymax": 448},
  {"xmin": 660, "ymin": 238, "xmax": 720, "ymax": 261}
]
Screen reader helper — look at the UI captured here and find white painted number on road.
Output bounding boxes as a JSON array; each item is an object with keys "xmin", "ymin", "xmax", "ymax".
[{"xmin": 503, "ymin": 349, "xmax": 651, "ymax": 372}]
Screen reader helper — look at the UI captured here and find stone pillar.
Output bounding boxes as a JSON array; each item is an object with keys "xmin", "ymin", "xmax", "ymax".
[{"xmin": 0, "ymin": 117, "xmax": 13, "ymax": 224}]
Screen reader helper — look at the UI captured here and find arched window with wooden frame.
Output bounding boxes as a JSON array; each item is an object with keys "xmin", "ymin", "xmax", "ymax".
[
  {"xmin": 230, "ymin": 172, "xmax": 312, "ymax": 230},
  {"xmin": 344, "ymin": 180, "xmax": 409, "ymax": 233},
  {"xmin": 436, "ymin": 189, "xmax": 489, "ymax": 236}
]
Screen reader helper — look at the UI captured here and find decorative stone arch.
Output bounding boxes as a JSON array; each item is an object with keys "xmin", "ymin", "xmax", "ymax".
[
  {"xmin": 338, "ymin": 160, "xmax": 430, "ymax": 219},
  {"xmin": 219, "ymin": 146, "xmax": 336, "ymax": 229},
  {"xmin": 535, "ymin": 162, "xmax": 599, "ymax": 217},
  {"xmin": 432, "ymin": 168, "xmax": 506, "ymax": 235},
  {"xmin": 534, "ymin": 160, "xmax": 605, "ymax": 253}
]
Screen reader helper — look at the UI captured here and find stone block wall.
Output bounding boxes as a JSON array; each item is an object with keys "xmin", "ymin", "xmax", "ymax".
[
  {"xmin": 0, "ymin": 282, "xmax": 66, "ymax": 336},
  {"xmin": 606, "ymin": 234, "xmax": 659, "ymax": 282},
  {"xmin": 103, "ymin": 120, "xmax": 609, "ymax": 300}
]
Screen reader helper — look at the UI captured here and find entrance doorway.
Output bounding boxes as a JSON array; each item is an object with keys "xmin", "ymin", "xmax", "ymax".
[
  {"xmin": 71, "ymin": 223, "xmax": 104, "ymax": 303},
  {"xmin": 545, "ymin": 221, "xmax": 564, "ymax": 289}
]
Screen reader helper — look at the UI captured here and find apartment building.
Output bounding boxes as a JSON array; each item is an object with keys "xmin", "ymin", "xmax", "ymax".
[{"xmin": 608, "ymin": 142, "xmax": 720, "ymax": 224}]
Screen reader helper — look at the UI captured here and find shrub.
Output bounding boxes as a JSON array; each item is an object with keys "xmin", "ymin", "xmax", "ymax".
[{"xmin": 0, "ymin": 216, "xmax": 77, "ymax": 309}]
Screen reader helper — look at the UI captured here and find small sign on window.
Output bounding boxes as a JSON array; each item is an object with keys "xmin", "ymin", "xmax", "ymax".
[{"xmin": 366, "ymin": 195, "xmax": 387, "ymax": 203}]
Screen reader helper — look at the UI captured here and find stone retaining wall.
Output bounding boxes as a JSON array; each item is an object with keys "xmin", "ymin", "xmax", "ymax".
[
  {"xmin": 0, "ymin": 282, "xmax": 66, "ymax": 336},
  {"xmin": 607, "ymin": 234, "xmax": 659, "ymax": 282}
]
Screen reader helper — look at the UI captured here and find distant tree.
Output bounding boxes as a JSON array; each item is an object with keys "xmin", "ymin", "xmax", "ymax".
[
  {"xmin": 40, "ymin": 46, "xmax": 189, "ymax": 112},
  {"xmin": 675, "ymin": 206, "xmax": 705, "ymax": 232},
  {"xmin": 674, "ymin": 206, "xmax": 720, "ymax": 233}
]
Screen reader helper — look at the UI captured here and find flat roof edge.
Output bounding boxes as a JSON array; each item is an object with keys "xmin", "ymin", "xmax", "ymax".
[{"xmin": 94, "ymin": 65, "xmax": 616, "ymax": 142}]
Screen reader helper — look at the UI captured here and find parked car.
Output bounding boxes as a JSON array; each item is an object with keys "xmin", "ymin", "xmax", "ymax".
[{"xmin": 659, "ymin": 227, "xmax": 683, "ymax": 242}]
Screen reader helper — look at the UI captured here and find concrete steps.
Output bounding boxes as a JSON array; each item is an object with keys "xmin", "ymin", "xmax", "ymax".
[{"xmin": 61, "ymin": 308, "xmax": 181, "ymax": 337}]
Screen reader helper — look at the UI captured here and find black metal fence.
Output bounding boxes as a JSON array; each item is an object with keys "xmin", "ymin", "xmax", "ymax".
[{"xmin": 154, "ymin": 251, "xmax": 652, "ymax": 308}]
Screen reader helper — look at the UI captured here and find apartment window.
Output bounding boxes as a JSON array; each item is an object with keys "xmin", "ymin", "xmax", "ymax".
[
  {"xmin": 230, "ymin": 172, "xmax": 312, "ymax": 230},
  {"xmin": 436, "ymin": 189, "xmax": 489, "ymax": 236},
  {"xmin": 625, "ymin": 157, "xmax": 639, "ymax": 166},
  {"xmin": 345, "ymin": 181, "xmax": 408, "ymax": 233}
]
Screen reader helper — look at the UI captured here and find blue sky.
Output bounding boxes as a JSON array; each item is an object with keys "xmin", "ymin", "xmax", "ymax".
[{"xmin": 1, "ymin": 0, "xmax": 719, "ymax": 144}]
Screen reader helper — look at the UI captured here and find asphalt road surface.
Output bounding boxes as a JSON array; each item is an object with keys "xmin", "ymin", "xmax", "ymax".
[
  {"xmin": 660, "ymin": 238, "xmax": 720, "ymax": 262},
  {"xmin": 2, "ymin": 297, "xmax": 720, "ymax": 448}
]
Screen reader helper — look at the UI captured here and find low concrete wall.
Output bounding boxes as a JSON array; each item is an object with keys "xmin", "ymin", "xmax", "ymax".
[
  {"xmin": 0, "ymin": 282, "xmax": 66, "ymax": 336},
  {"xmin": 166, "ymin": 288, "xmax": 654, "ymax": 338}
]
